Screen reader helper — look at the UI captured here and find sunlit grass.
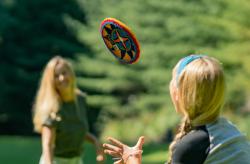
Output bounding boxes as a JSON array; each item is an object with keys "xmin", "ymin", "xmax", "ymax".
[
  {"xmin": 0, "ymin": 136, "xmax": 168, "ymax": 164},
  {"xmin": 143, "ymin": 151, "xmax": 167, "ymax": 164}
]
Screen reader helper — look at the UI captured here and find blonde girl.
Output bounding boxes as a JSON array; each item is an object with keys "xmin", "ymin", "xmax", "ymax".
[
  {"xmin": 103, "ymin": 55, "xmax": 250, "ymax": 164},
  {"xmin": 33, "ymin": 56, "xmax": 104, "ymax": 164}
]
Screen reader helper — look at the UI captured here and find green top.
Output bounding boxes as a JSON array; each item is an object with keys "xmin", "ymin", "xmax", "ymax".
[{"xmin": 43, "ymin": 93, "xmax": 89, "ymax": 158}]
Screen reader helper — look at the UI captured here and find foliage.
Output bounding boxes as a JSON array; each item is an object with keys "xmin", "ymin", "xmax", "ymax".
[
  {"xmin": 72, "ymin": 0, "xmax": 250, "ymax": 141},
  {"xmin": 0, "ymin": 0, "xmax": 89, "ymax": 134},
  {"xmin": 0, "ymin": 0, "xmax": 250, "ymax": 142}
]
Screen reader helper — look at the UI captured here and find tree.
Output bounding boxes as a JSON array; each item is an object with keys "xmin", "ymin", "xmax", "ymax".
[
  {"xmin": 0, "ymin": 0, "xmax": 90, "ymax": 135},
  {"xmin": 73, "ymin": 0, "xmax": 250, "ymax": 141}
]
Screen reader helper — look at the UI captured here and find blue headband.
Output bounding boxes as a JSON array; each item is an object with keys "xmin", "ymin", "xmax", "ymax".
[{"xmin": 176, "ymin": 55, "xmax": 204, "ymax": 82}]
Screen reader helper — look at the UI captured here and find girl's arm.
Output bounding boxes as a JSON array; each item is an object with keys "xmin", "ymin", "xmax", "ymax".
[
  {"xmin": 85, "ymin": 132, "xmax": 105, "ymax": 162},
  {"xmin": 85, "ymin": 132, "xmax": 98, "ymax": 144},
  {"xmin": 41, "ymin": 126, "xmax": 55, "ymax": 164}
]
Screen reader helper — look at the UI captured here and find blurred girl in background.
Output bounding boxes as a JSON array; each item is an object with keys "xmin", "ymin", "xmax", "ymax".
[
  {"xmin": 103, "ymin": 55, "xmax": 250, "ymax": 164},
  {"xmin": 33, "ymin": 56, "xmax": 104, "ymax": 164}
]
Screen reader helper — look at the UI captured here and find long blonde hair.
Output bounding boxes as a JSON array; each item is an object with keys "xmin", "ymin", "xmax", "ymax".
[
  {"xmin": 168, "ymin": 55, "xmax": 225, "ymax": 163},
  {"xmin": 33, "ymin": 56, "xmax": 76, "ymax": 133}
]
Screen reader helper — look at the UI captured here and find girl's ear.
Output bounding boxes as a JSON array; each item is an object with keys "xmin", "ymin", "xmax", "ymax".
[
  {"xmin": 174, "ymin": 94, "xmax": 179, "ymax": 102},
  {"xmin": 172, "ymin": 86, "xmax": 179, "ymax": 102}
]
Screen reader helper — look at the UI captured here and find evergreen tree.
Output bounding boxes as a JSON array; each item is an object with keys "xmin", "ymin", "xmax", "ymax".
[
  {"xmin": 0, "ymin": 0, "xmax": 89, "ymax": 135},
  {"xmin": 73, "ymin": 0, "xmax": 250, "ymax": 141}
]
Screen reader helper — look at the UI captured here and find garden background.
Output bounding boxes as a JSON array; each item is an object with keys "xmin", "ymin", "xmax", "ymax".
[{"xmin": 1, "ymin": 0, "xmax": 250, "ymax": 163}]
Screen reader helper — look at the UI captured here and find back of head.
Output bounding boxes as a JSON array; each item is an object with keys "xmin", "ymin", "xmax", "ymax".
[
  {"xmin": 168, "ymin": 55, "xmax": 226, "ymax": 164},
  {"xmin": 175, "ymin": 55, "xmax": 225, "ymax": 126}
]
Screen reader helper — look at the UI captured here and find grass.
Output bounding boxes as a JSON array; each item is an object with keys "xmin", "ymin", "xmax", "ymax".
[
  {"xmin": 142, "ymin": 143, "xmax": 168, "ymax": 164},
  {"xmin": 0, "ymin": 136, "xmax": 168, "ymax": 164}
]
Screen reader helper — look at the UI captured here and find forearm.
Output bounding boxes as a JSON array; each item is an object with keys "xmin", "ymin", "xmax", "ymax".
[
  {"xmin": 41, "ymin": 126, "xmax": 55, "ymax": 164},
  {"xmin": 85, "ymin": 132, "xmax": 103, "ymax": 154},
  {"xmin": 85, "ymin": 132, "xmax": 98, "ymax": 144},
  {"xmin": 126, "ymin": 156, "xmax": 141, "ymax": 164},
  {"xmin": 42, "ymin": 145, "xmax": 53, "ymax": 164},
  {"xmin": 85, "ymin": 132, "xmax": 104, "ymax": 162}
]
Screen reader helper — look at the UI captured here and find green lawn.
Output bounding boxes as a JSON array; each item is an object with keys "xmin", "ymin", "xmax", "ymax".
[{"xmin": 0, "ymin": 136, "xmax": 168, "ymax": 164}]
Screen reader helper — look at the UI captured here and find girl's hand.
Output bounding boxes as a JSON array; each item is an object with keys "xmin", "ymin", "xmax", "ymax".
[
  {"xmin": 86, "ymin": 132, "xmax": 105, "ymax": 163},
  {"xmin": 103, "ymin": 136, "xmax": 145, "ymax": 164},
  {"xmin": 96, "ymin": 148, "xmax": 105, "ymax": 163},
  {"xmin": 95, "ymin": 142, "xmax": 105, "ymax": 163}
]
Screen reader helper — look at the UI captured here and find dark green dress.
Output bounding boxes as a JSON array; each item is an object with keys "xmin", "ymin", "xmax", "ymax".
[{"xmin": 43, "ymin": 94, "xmax": 89, "ymax": 158}]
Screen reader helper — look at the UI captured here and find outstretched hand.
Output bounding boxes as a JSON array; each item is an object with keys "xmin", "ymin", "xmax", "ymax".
[{"xmin": 103, "ymin": 136, "xmax": 145, "ymax": 164}]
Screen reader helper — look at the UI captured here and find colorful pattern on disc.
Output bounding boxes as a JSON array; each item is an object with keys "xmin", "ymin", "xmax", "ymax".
[{"xmin": 100, "ymin": 18, "xmax": 140, "ymax": 64}]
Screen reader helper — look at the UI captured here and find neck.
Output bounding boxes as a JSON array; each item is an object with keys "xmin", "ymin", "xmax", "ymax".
[{"xmin": 59, "ymin": 88, "xmax": 75, "ymax": 102}]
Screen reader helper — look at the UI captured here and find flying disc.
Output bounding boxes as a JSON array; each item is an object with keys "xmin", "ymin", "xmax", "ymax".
[{"xmin": 100, "ymin": 18, "xmax": 140, "ymax": 64}]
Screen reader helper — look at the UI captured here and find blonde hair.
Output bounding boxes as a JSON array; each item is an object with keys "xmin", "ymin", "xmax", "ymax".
[
  {"xmin": 168, "ymin": 55, "xmax": 225, "ymax": 163},
  {"xmin": 32, "ymin": 56, "xmax": 76, "ymax": 133}
]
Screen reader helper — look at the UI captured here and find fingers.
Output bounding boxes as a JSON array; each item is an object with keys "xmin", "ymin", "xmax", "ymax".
[
  {"xmin": 114, "ymin": 159, "xmax": 123, "ymax": 164},
  {"xmin": 107, "ymin": 137, "xmax": 124, "ymax": 148},
  {"xmin": 103, "ymin": 149, "xmax": 120, "ymax": 157},
  {"xmin": 135, "ymin": 136, "xmax": 145, "ymax": 150},
  {"xmin": 103, "ymin": 143, "xmax": 122, "ymax": 152}
]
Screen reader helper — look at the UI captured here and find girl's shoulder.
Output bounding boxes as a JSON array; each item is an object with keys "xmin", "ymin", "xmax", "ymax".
[
  {"xmin": 178, "ymin": 126, "xmax": 210, "ymax": 148},
  {"xmin": 75, "ymin": 89, "xmax": 88, "ymax": 108},
  {"xmin": 172, "ymin": 126, "xmax": 210, "ymax": 163},
  {"xmin": 75, "ymin": 89, "xmax": 87, "ymax": 99}
]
